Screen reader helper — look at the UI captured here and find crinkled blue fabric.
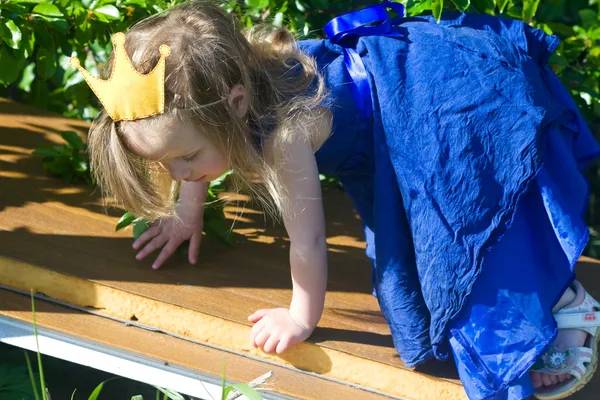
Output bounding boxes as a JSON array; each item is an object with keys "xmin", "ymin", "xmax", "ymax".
[{"xmin": 298, "ymin": 11, "xmax": 600, "ymax": 400}]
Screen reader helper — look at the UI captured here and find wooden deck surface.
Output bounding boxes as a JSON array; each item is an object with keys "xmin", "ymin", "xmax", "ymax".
[{"xmin": 1, "ymin": 97, "xmax": 599, "ymax": 399}]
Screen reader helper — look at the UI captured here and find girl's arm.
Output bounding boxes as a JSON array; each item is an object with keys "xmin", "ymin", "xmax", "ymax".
[
  {"xmin": 281, "ymin": 131, "xmax": 328, "ymax": 330},
  {"xmin": 248, "ymin": 112, "xmax": 330, "ymax": 354}
]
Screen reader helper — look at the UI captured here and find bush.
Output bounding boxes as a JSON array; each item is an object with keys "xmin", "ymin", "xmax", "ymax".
[{"xmin": 1, "ymin": 0, "xmax": 598, "ymax": 255}]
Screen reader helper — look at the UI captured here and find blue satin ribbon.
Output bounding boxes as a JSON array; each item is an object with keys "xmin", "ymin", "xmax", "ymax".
[{"xmin": 324, "ymin": 2, "xmax": 405, "ymax": 120}]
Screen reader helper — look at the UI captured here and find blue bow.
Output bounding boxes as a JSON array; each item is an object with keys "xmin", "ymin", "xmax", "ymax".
[{"xmin": 324, "ymin": 2, "xmax": 405, "ymax": 120}]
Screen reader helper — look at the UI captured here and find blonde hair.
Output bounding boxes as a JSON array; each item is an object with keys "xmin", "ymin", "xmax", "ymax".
[{"xmin": 88, "ymin": 0, "xmax": 328, "ymax": 221}]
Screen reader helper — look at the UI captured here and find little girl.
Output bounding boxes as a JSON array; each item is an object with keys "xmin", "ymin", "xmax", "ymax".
[{"xmin": 78, "ymin": 1, "xmax": 600, "ymax": 399}]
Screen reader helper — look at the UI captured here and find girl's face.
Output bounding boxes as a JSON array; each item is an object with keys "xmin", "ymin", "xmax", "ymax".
[{"xmin": 122, "ymin": 118, "xmax": 229, "ymax": 183}]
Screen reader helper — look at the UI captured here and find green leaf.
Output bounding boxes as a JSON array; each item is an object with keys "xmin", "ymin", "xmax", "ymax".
[
  {"xmin": 0, "ymin": 358, "xmax": 36, "ymax": 399},
  {"xmin": 203, "ymin": 206, "xmax": 226, "ymax": 221},
  {"xmin": 579, "ymin": 9, "xmax": 598, "ymax": 28},
  {"xmin": 152, "ymin": 387, "xmax": 184, "ymax": 400},
  {"xmin": 48, "ymin": 18, "xmax": 69, "ymax": 34},
  {"xmin": 522, "ymin": 0, "xmax": 540, "ymax": 22},
  {"xmin": 64, "ymin": 170, "xmax": 75, "ymax": 183},
  {"xmin": 123, "ymin": 0, "xmax": 147, "ymax": 7},
  {"xmin": 227, "ymin": 383, "xmax": 264, "ymax": 400},
  {"xmin": 133, "ymin": 219, "xmax": 151, "ymax": 240},
  {"xmin": 61, "ymin": 131, "xmax": 85, "ymax": 150},
  {"xmin": 451, "ymin": 0, "xmax": 470, "ymax": 12},
  {"xmin": 32, "ymin": 3, "xmax": 64, "ymax": 17},
  {"xmin": 210, "ymin": 170, "xmax": 233, "ymax": 190},
  {"xmin": 273, "ymin": 11, "xmax": 284, "ymax": 27},
  {"xmin": 20, "ymin": 29, "xmax": 35, "ymax": 59},
  {"xmin": 245, "ymin": 0, "xmax": 268, "ymax": 9},
  {"xmin": 471, "ymin": 0, "xmax": 495, "ymax": 14},
  {"xmin": 204, "ymin": 218, "xmax": 236, "ymax": 247},
  {"xmin": 34, "ymin": 27, "xmax": 54, "ymax": 49},
  {"xmin": 24, "ymin": 350, "xmax": 41, "ymax": 400},
  {"xmin": 495, "ymin": 0, "xmax": 509, "ymax": 12},
  {"xmin": 1, "ymin": 20, "xmax": 22, "ymax": 49},
  {"xmin": 94, "ymin": 5, "xmax": 120, "ymax": 19},
  {"xmin": 33, "ymin": 146, "xmax": 60, "ymax": 157},
  {"xmin": 36, "ymin": 47, "xmax": 57, "ymax": 80},
  {"xmin": 45, "ymin": 161, "xmax": 66, "ymax": 176},
  {"xmin": 432, "ymin": 0, "xmax": 443, "ymax": 22},
  {"xmin": 310, "ymin": 0, "xmax": 328, "ymax": 9},
  {"xmin": 30, "ymin": 78, "xmax": 49, "ymax": 109},
  {"xmin": 221, "ymin": 364, "xmax": 227, "ymax": 400},
  {"xmin": 406, "ymin": 0, "xmax": 433, "ymax": 16},
  {"xmin": 87, "ymin": 382, "xmax": 105, "ymax": 400},
  {"xmin": 28, "ymin": 293, "xmax": 48, "ymax": 400},
  {"xmin": 131, "ymin": 396, "xmax": 144, "ymax": 400},
  {"xmin": 18, "ymin": 62, "xmax": 36, "ymax": 93},
  {"xmin": 73, "ymin": 159, "xmax": 88, "ymax": 172},
  {"xmin": 0, "ymin": 47, "xmax": 26, "ymax": 86},
  {"xmin": 116, "ymin": 212, "xmax": 137, "ymax": 231},
  {"xmin": 222, "ymin": 386, "xmax": 234, "ymax": 400},
  {"xmin": 545, "ymin": 22, "xmax": 576, "ymax": 37}
]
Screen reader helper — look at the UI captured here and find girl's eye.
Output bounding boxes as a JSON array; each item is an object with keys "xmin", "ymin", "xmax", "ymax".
[{"xmin": 183, "ymin": 152, "xmax": 199, "ymax": 162}]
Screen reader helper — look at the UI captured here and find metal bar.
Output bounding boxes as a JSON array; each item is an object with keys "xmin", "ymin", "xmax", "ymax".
[{"xmin": 0, "ymin": 315, "xmax": 285, "ymax": 400}]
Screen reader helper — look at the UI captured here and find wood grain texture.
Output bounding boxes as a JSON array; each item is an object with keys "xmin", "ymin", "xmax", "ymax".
[
  {"xmin": 1, "ymin": 97, "xmax": 599, "ymax": 399},
  {"xmin": 0, "ymin": 289, "xmax": 392, "ymax": 400}
]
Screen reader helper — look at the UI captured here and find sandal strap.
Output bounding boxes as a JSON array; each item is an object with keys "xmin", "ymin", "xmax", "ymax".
[
  {"xmin": 531, "ymin": 346, "xmax": 592, "ymax": 378},
  {"xmin": 555, "ymin": 311, "xmax": 600, "ymax": 334}
]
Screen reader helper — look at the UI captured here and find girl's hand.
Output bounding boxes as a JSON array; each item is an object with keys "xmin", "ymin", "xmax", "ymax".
[
  {"xmin": 133, "ymin": 183, "xmax": 207, "ymax": 269},
  {"xmin": 248, "ymin": 308, "xmax": 315, "ymax": 354}
]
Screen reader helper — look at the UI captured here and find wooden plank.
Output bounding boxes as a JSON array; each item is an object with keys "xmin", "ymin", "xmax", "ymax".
[
  {"xmin": 1, "ymin": 96, "xmax": 599, "ymax": 399},
  {"xmin": 0, "ymin": 288, "xmax": 391, "ymax": 400}
]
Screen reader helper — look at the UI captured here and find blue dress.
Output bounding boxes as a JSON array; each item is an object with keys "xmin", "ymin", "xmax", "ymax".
[{"xmin": 297, "ymin": 9, "xmax": 600, "ymax": 400}]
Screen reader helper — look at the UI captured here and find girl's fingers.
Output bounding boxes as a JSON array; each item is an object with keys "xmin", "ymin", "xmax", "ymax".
[
  {"xmin": 275, "ymin": 337, "xmax": 291, "ymax": 354},
  {"xmin": 151, "ymin": 240, "xmax": 180, "ymax": 270},
  {"xmin": 248, "ymin": 309, "xmax": 270, "ymax": 322},
  {"xmin": 133, "ymin": 222, "xmax": 161, "ymax": 249},
  {"xmin": 263, "ymin": 335, "xmax": 279, "ymax": 354},
  {"xmin": 136, "ymin": 234, "xmax": 169, "ymax": 261},
  {"xmin": 254, "ymin": 329, "xmax": 270, "ymax": 350},
  {"xmin": 250, "ymin": 320, "xmax": 265, "ymax": 346},
  {"xmin": 188, "ymin": 232, "xmax": 202, "ymax": 265}
]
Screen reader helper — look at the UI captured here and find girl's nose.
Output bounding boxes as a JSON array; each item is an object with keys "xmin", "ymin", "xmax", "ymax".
[
  {"xmin": 171, "ymin": 168, "xmax": 190, "ymax": 181},
  {"xmin": 163, "ymin": 161, "xmax": 190, "ymax": 181}
]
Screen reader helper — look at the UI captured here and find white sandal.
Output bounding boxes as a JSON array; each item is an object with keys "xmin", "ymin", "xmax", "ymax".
[{"xmin": 533, "ymin": 280, "xmax": 600, "ymax": 400}]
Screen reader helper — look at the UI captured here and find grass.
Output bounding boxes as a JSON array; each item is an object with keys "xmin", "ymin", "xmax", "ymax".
[{"xmin": 8, "ymin": 290, "xmax": 267, "ymax": 400}]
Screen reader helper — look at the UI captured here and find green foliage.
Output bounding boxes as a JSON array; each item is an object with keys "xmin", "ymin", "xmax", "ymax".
[
  {"xmin": 24, "ymin": 351, "xmax": 41, "ymax": 400},
  {"xmin": 203, "ymin": 170, "xmax": 238, "ymax": 247},
  {"xmin": 152, "ymin": 386, "xmax": 185, "ymax": 400},
  {"xmin": 3, "ymin": 0, "xmax": 599, "ymax": 255},
  {"xmin": 221, "ymin": 364, "xmax": 264, "ymax": 400},
  {"xmin": 32, "ymin": 130, "xmax": 94, "ymax": 186},
  {"xmin": 319, "ymin": 173, "xmax": 343, "ymax": 190},
  {"xmin": 0, "ymin": 360, "xmax": 37, "ymax": 400},
  {"xmin": 29, "ymin": 290, "xmax": 48, "ymax": 400},
  {"xmin": 115, "ymin": 170, "xmax": 238, "ymax": 249},
  {"xmin": 87, "ymin": 378, "xmax": 112, "ymax": 400}
]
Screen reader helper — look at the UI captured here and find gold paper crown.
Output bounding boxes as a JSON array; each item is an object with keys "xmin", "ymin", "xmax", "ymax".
[{"xmin": 70, "ymin": 32, "xmax": 171, "ymax": 122}]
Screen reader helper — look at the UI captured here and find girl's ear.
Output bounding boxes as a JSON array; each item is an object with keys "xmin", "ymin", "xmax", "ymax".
[{"xmin": 228, "ymin": 84, "xmax": 248, "ymax": 119}]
